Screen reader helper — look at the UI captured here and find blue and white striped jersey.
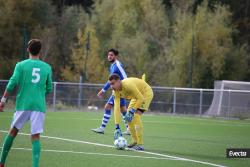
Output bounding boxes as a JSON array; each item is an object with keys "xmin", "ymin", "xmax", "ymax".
[{"xmin": 102, "ymin": 60, "xmax": 127, "ymax": 92}]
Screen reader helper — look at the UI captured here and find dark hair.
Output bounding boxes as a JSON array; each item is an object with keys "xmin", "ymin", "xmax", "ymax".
[
  {"xmin": 108, "ymin": 48, "xmax": 119, "ymax": 56},
  {"xmin": 109, "ymin": 73, "xmax": 120, "ymax": 81},
  {"xmin": 28, "ymin": 39, "xmax": 42, "ymax": 55}
]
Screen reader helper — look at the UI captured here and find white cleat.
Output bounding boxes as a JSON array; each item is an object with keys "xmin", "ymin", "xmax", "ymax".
[{"xmin": 91, "ymin": 127, "xmax": 104, "ymax": 134}]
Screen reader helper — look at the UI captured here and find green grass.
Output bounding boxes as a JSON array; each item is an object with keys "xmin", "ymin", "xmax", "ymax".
[{"xmin": 0, "ymin": 111, "xmax": 250, "ymax": 167}]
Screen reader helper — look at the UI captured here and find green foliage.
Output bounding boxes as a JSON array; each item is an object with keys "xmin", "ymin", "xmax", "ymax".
[
  {"xmin": 94, "ymin": 0, "xmax": 170, "ymax": 83},
  {"xmin": 61, "ymin": 24, "xmax": 108, "ymax": 83},
  {"xmin": 0, "ymin": 0, "xmax": 250, "ymax": 88},
  {"xmin": 0, "ymin": 0, "xmax": 56, "ymax": 78},
  {"xmin": 51, "ymin": 6, "xmax": 88, "ymax": 80},
  {"xmin": 168, "ymin": 1, "xmax": 248, "ymax": 87}
]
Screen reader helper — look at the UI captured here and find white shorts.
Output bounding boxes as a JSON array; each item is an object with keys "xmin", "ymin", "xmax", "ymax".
[{"xmin": 11, "ymin": 111, "xmax": 45, "ymax": 135}]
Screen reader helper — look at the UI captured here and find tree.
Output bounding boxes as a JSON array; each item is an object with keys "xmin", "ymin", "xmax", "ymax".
[
  {"xmin": 61, "ymin": 24, "xmax": 108, "ymax": 83},
  {"xmin": 94, "ymin": 0, "xmax": 170, "ymax": 85},
  {"xmin": 168, "ymin": 1, "xmax": 249, "ymax": 88},
  {"xmin": 53, "ymin": 6, "xmax": 87, "ymax": 79},
  {"xmin": 0, "ymin": 0, "xmax": 56, "ymax": 79}
]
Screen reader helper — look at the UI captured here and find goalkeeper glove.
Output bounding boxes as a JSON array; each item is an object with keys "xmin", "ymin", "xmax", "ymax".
[
  {"xmin": 124, "ymin": 108, "xmax": 136, "ymax": 122},
  {"xmin": 114, "ymin": 128, "xmax": 122, "ymax": 140}
]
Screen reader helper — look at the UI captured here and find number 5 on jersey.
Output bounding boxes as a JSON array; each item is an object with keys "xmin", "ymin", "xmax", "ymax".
[{"xmin": 32, "ymin": 68, "xmax": 40, "ymax": 83}]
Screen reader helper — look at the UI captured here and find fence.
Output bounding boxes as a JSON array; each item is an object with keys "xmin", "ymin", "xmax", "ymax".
[{"xmin": 1, "ymin": 80, "xmax": 250, "ymax": 119}]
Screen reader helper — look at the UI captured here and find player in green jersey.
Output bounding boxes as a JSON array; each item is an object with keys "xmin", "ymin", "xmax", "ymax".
[{"xmin": 0, "ymin": 39, "xmax": 52, "ymax": 167}]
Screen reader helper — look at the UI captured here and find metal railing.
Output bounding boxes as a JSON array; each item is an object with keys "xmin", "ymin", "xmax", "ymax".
[{"xmin": 1, "ymin": 80, "xmax": 250, "ymax": 119}]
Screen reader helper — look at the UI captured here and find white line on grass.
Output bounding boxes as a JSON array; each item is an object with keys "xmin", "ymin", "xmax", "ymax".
[
  {"xmin": 2, "ymin": 114, "xmax": 250, "ymax": 126},
  {"xmin": 143, "ymin": 120, "xmax": 250, "ymax": 127},
  {"xmin": 0, "ymin": 130, "xmax": 227, "ymax": 167},
  {"xmin": 45, "ymin": 116, "xmax": 250, "ymax": 126},
  {"xmin": 0, "ymin": 147, "xmax": 178, "ymax": 161},
  {"xmin": 0, "ymin": 115, "xmax": 101, "ymax": 121}
]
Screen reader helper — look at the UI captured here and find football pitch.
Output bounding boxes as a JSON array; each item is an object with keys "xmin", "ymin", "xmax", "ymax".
[{"xmin": 0, "ymin": 111, "xmax": 250, "ymax": 167}]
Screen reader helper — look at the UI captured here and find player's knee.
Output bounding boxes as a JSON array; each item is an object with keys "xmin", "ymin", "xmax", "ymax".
[
  {"xmin": 9, "ymin": 127, "xmax": 18, "ymax": 137},
  {"xmin": 120, "ymin": 106, "xmax": 126, "ymax": 112},
  {"xmin": 105, "ymin": 103, "xmax": 112, "ymax": 110},
  {"xmin": 31, "ymin": 133, "xmax": 40, "ymax": 141}
]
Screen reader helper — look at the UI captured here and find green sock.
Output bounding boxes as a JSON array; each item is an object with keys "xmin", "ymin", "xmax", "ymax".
[
  {"xmin": 32, "ymin": 140, "xmax": 41, "ymax": 167},
  {"xmin": 0, "ymin": 134, "xmax": 15, "ymax": 164}
]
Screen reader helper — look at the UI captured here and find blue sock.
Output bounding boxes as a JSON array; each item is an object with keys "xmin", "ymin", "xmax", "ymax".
[
  {"xmin": 121, "ymin": 112, "xmax": 126, "ymax": 117},
  {"xmin": 101, "ymin": 109, "xmax": 111, "ymax": 129},
  {"xmin": 114, "ymin": 124, "xmax": 122, "ymax": 139},
  {"xmin": 115, "ymin": 124, "xmax": 120, "ymax": 130}
]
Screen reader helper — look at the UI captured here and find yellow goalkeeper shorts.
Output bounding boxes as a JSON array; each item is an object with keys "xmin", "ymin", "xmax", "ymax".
[{"xmin": 128, "ymin": 88, "xmax": 153, "ymax": 111}]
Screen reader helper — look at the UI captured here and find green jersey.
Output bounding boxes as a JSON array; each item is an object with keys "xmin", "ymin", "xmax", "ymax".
[{"xmin": 6, "ymin": 59, "xmax": 52, "ymax": 112}]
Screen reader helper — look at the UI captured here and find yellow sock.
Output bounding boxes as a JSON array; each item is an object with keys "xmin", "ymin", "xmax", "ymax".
[
  {"xmin": 134, "ymin": 114, "xmax": 143, "ymax": 145},
  {"xmin": 128, "ymin": 119, "xmax": 137, "ymax": 144}
]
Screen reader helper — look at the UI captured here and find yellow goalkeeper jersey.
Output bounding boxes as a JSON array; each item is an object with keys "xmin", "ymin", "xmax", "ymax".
[{"xmin": 113, "ymin": 77, "xmax": 153, "ymax": 124}]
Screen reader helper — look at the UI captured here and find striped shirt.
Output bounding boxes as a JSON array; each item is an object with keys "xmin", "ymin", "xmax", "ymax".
[{"xmin": 102, "ymin": 60, "xmax": 127, "ymax": 92}]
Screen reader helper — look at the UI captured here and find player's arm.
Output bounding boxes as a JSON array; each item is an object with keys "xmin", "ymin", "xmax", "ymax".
[
  {"xmin": 115, "ymin": 61, "xmax": 127, "ymax": 79},
  {"xmin": 97, "ymin": 81, "xmax": 110, "ymax": 98},
  {"xmin": 124, "ymin": 84, "xmax": 144, "ymax": 122},
  {"xmin": 102, "ymin": 81, "xmax": 111, "ymax": 93},
  {"xmin": 97, "ymin": 67, "xmax": 114, "ymax": 97},
  {"xmin": 6, "ymin": 63, "xmax": 21, "ymax": 93},
  {"xmin": 46, "ymin": 67, "xmax": 53, "ymax": 95},
  {"xmin": 0, "ymin": 91, "xmax": 10, "ymax": 112},
  {"xmin": 98, "ymin": 66, "xmax": 117, "ymax": 97},
  {"xmin": 113, "ymin": 91, "xmax": 123, "ymax": 139},
  {"xmin": 113, "ymin": 91, "xmax": 121, "ymax": 125},
  {"xmin": 0, "ymin": 63, "xmax": 21, "ymax": 112}
]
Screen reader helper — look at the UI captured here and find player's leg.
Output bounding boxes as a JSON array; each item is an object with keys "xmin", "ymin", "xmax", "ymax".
[
  {"xmin": 133, "ymin": 110, "xmax": 144, "ymax": 150},
  {"xmin": 92, "ymin": 95, "xmax": 113, "ymax": 134},
  {"xmin": 0, "ymin": 127, "xmax": 18, "ymax": 167},
  {"xmin": 126, "ymin": 99, "xmax": 137, "ymax": 147},
  {"xmin": 113, "ymin": 98, "xmax": 131, "ymax": 138},
  {"xmin": 0, "ymin": 111, "xmax": 29, "ymax": 166},
  {"xmin": 31, "ymin": 134, "xmax": 41, "ymax": 167},
  {"xmin": 30, "ymin": 111, "xmax": 45, "ymax": 167},
  {"xmin": 100, "ymin": 103, "xmax": 112, "ymax": 131},
  {"xmin": 132, "ymin": 90, "xmax": 153, "ymax": 151},
  {"xmin": 127, "ymin": 119, "xmax": 137, "ymax": 148}
]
